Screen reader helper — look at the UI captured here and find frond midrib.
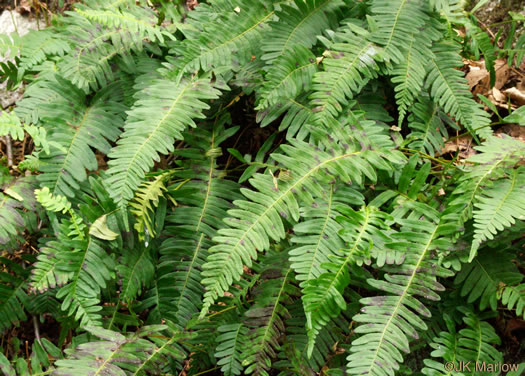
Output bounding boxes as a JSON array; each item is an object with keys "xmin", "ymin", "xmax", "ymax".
[{"xmin": 365, "ymin": 224, "xmax": 438, "ymax": 374}]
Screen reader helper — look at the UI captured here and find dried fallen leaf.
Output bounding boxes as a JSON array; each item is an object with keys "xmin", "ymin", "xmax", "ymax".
[
  {"xmin": 493, "ymin": 59, "xmax": 510, "ymax": 90},
  {"xmin": 492, "ymin": 87, "xmax": 506, "ymax": 102},
  {"xmin": 495, "ymin": 124, "xmax": 525, "ymax": 142},
  {"xmin": 186, "ymin": 0, "xmax": 199, "ymax": 10},
  {"xmin": 466, "ymin": 66, "xmax": 489, "ymax": 89},
  {"xmin": 440, "ymin": 135, "xmax": 476, "ymax": 161},
  {"xmin": 504, "ymin": 87, "xmax": 525, "ymax": 106}
]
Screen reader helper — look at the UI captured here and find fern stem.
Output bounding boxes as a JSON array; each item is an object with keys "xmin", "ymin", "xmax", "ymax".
[
  {"xmin": 400, "ymin": 148, "xmax": 459, "ymax": 170},
  {"xmin": 192, "ymin": 366, "xmax": 220, "ymax": 376}
]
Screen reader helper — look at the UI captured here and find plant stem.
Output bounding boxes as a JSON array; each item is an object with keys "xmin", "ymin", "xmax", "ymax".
[{"xmin": 33, "ymin": 316, "xmax": 42, "ymax": 345}]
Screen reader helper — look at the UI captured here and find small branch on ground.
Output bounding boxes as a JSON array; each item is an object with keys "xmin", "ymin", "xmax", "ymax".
[{"xmin": 3, "ymin": 136, "xmax": 13, "ymax": 167}]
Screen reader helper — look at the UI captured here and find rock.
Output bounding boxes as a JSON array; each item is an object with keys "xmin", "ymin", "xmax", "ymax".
[
  {"xmin": 0, "ymin": 10, "xmax": 39, "ymax": 36},
  {"xmin": 0, "ymin": 10, "xmax": 39, "ymax": 109}
]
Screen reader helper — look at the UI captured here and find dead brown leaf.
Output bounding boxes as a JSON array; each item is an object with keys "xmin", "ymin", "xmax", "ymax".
[
  {"xmin": 440, "ymin": 135, "xmax": 476, "ymax": 161},
  {"xmin": 468, "ymin": 59, "xmax": 510, "ymax": 97},
  {"xmin": 504, "ymin": 87, "xmax": 525, "ymax": 106},
  {"xmin": 186, "ymin": 0, "xmax": 198, "ymax": 10},
  {"xmin": 466, "ymin": 66, "xmax": 489, "ymax": 89},
  {"xmin": 495, "ymin": 124, "xmax": 525, "ymax": 142},
  {"xmin": 493, "ymin": 59, "xmax": 510, "ymax": 90}
]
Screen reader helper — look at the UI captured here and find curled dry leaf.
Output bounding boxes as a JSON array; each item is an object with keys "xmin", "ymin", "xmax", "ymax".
[{"xmin": 504, "ymin": 87, "xmax": 525, "ymax": 106}]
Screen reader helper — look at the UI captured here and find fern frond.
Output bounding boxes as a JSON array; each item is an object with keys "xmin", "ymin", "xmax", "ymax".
[
  {"xmin": 406, "ymin": 98, "xmax": 449, "ymax": 156},
  {"xmin": 0, "ymin": 176, "xmax": 38, "ymax": 245},
  {"xmin": 30, "ymin": 76, "xmax": 125, "ymax": 198},
  {"xmin": 390, "ymin": 21, "xmax": 440, "ymax": 126},
  {"xmin": 168, "ymin": 0, "xmax": 274, "ymax": 74},
  {"xmin": 130, "ymin": 171, "xmax": 172, "ymax": 240},
  {"xmin": 54, "ymin": 325, "xmax": 187, "ymax": 375},
  {"xmin": 261, "ymin": 0, "xmax": 343, "ymax": 63},
  {"xmin": 106, "ymin": 75, "xmax": 222, "ymax": 205},
  {"xmin": 117, "ymin": 245, "xmax": 155, "ymax": 304},
  {"xmin": 257, "ymin": 94, "xmax": 312, "ymax": 140},
  {"xmin": 456, "ymin": 312, "xmax": 502, "ymax": 367},
  {"xmin": 426, "ymin": 42, "xmax": 492, "ymax": 138},
  {"xmin": 31, "ymin": 212, "xmax": 114, "ymax": 327},
  {"xmin": 0, "ymin": 258, "xmax": 29, "ymax": 333},
  {"xmin": 158, "ymin": 123, "xmax": 242, "ymax": 327},
  {"xmin": 55, "ymin": 236, "xmax": 115, "ymax": 327},
  {"xmin": 309, "ymin": 27, "xmax": 382, "ymax": 124},
  {"xmin": 454, "ymin": 249, "xmax": 522, "ymax": 311},
  {"xmin": 302, "ymin": 206, "xmax": 390, "ymax": 355},
  {"xmin": 289, "ymin": 185, "xmax": 363, "ymax": 286},
  {"xmin": 499, "ymin": 283, "xmax": 525, "ymax": 320},
  {"xmin": 471, "ymin": 167, "xmax": 525, "ymax": 255},
  {"xmin": 347, "ymin": 210, "xmax": 457, "ymax": 376},
  {"xmin": 16, "ymin": 29, "xmax": 71, "ymax": 78},
  {"xmin": 369, "ymin": 0, "xmax": 429, "ymax": 64},
  {"xmin": 449, "ymin": 135, "xmax": 525, "ymax": 231},
  {"xmin": 421, "ymin": 311, "xmax": 502, "ymax": 376},
  {"xmin": 256, "ymin": 45, "xmax": 317, "ymax": 110},
  {"xmin": 241, "ymin": 253, "xmax": 296, "ymax": 376},
  {"xmin": 215, "ymin": 323, "xmax": 248, "ymax": 376},
  {"xmin": 200, "ymin": 127, "xmax": 404, "ymax": 316},
  {"xmin": 275, "ymin": 299, "xmax": 353, "ymax": 375},
  {"xmin": 59, "ymin": 5, "xmax": 164, "ymax": 90}
]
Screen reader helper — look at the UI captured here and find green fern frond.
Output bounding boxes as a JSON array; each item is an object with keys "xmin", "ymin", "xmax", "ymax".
[
  {"xmin": 257, "ymin": 94, "xmax": 312, "ymax": 140},
  {"xmin": 275, "ymin": 299, "xmax": 353, "ymax": 375},
  {"xmin": 289, "ymin": 185, "xmax": 363, "ymax": 286},
  {"xmin": 130, "ymin": 171, "xmax": 172, "ymax": 240},
  {"xmin": 30, "ymin": 76, "xmax": 125, "ymax": 198},
  {"xmin": 200, "ymin": 127, "xmax": 404, "ymax": 317},
  {"xmin": 168, "ymin": 0, "xmax": 275, "ymax": 74},
  {"xmin": 421, "ymin": 311, "xmax": 502, "ymax": 376},
  {"xmin": 0, "ymin": 110, "xmax": 25, "ymax": 141},
  {"xmin": 16, "ymin": 29, "xmax": 71, "ymax": 79},
  {"xmin": 390, "ymin": 21, "xmax": 441, "ymax": 126},
  {"xmin": 471, "ymin": 167, "xmax": 525, "ymax": 255},
  {"xmin": 157, "ymin": 123, "xmax": 242, "ymax": 327},
  {"xmin": 309, "ymin": 27, "xmax": 382, "ymax": 124},
  {"xmin": 302, "ymin": 206, "xmax": 390, "ymax": 356},
  {"xmin": 241, "ymin": 253, "xmax": 297, "ymax": 376},
  {"xmin": 55, "ymin": 236, "xmax": 115, "ymax": 327},
  {"xmin": 426, "ymin": 42, "xmax": 492, "ymax": 138},
  {"xmin": 449, "ymin": 135, "xmax": 525, "ymax": 230},
  {"xmin": 0, "ymin": 176, "xmax": 38, "ymax": 245},
  {"xmin": 369, "ymin": 0, "xmax": 429, "ymax": 64},
  {"xmin": 54, "ymin": 325, "xmax": 187, "ymax": 375},
  {"xmin": 216, "ymin": 323, "xmax": 249, "ymax": 376},
  {"xmin": 499, "ymin": 283, "xmax": 525, "ymax": 320},
  {"xmin": 406, "ymin": 98, "xmax": 450, "ymax": 156},
  {"xmin": 35, "ymin": 186, "xmax": 72, "ymax": 214},
  {"xmin": 261, "ymin": 0, "xmax": 343, "ymax": 63},
  {"xmin": 454, "ymin": 249, "xmax": 522, "ymax": 311},
  {"xmin": 59, "ymin": 5, "xmax": 164, "ymax": 90},
  {"xmin": 347, "ymin": 210, "xmax": 457, "ymax": 376},
  {"xmin": 74, "ymin": 6, "xmax": 167, "ymax": 44},
  {"xmin": 456, "ymin": 312, "xmax": 502, "ymax": 369},
  {"xmin": 256, "ymin": 45, "xmax": 317, "ymax": 110},
  {"xmin": 31, "ymin": 214, "xmax": 114, "ymax": 327},
  {"xmin": 0, "ymin": 258, "xmax": 29, "ymax": 333},
  {"xmin": 117, "ymin": 245, "xmax": 155, "ymax": 304},
  {"xmin": 106, "ymin": 75, "xmax": 222, "ymax": 205}
]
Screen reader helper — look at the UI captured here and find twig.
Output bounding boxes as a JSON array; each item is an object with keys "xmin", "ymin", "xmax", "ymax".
[
  {"xmin": 33, "ymin": 316, "xmax": 42, "ymax": 346},
  {"xmin": 3, "ymin": 136, "xmax": 13, "ymax": 167}
]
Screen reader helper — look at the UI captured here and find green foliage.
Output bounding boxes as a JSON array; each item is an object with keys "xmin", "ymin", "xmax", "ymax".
[{"xmin": 0, "ymin": 0, "xmax": 522, "ymax": 374}]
